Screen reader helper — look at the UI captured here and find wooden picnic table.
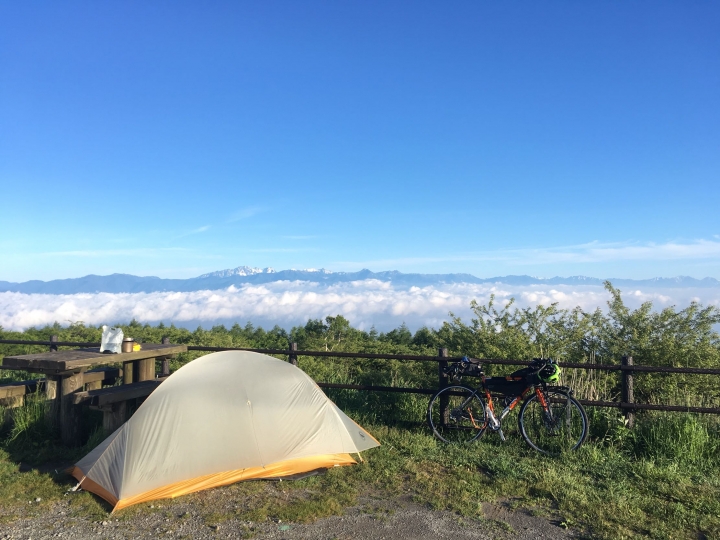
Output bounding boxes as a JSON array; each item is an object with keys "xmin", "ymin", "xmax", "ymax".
[{"xmin": 1, "ymin": 343, "xmax": 187, "ymax": 445}]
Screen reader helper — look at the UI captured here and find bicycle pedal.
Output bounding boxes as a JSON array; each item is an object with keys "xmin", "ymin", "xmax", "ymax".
[{"xmin": 498, "ymin": 428, "xmax": 506, "ymax": 442}]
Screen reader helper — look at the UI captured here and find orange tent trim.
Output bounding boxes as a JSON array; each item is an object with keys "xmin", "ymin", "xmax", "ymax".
[{"xmin": 71, "ymin": 452, "xmax": 357, "ymax": 512}]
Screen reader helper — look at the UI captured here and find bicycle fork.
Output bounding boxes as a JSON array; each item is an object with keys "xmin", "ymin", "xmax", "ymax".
[{"xmin": 535, "ymin": 387, "xmax": 558, "ymax": 429}]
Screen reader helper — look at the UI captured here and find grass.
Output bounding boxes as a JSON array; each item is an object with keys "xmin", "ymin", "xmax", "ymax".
[{"xmin": 1, "ymin": 385, "xmax": 719, "ymax": 539}]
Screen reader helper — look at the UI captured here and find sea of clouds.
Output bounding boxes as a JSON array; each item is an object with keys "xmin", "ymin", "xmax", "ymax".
[{"xmin": 1, "ymin": 279, "xmax": 719, "ymax": 332}]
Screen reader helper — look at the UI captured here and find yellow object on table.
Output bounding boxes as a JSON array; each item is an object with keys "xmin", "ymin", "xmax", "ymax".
[{"xmin": 133, "ymin": 343, "xmax": 142, "ymax": 352}]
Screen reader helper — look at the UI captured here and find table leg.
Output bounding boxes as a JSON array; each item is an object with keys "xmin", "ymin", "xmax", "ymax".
[
  {"xmin": 160, "ymin": 356, "xmax": 170, "ymax": 377},
  {"xmin": 123, "ymin": 361, "xmax": 134, "ymax": 384},
  {"xmin": 44, "ymin": 376, "xmax": 58, "ymax": 428},
  {"xmin": 60, "ymin": 370, "xmax": 85, "ymax": 446},
  {"xmin": 102, "ymin": 402, "xmax": 127, "ymax": 434},
  {"xmin": 123, "ymin": 358, "xmax": 160, "ymax": 384},
  {"xmin": 136, "ymin": 358, "xmax": 155, "ymax": 382},
  {"xmin": 143, "ymin": 358, "xmax": 156, "ymax": 381}
]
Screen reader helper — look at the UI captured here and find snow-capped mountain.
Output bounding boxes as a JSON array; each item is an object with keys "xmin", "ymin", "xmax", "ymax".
[
  {"xmin": 0, "ymin": 268, "xmax": 718, "ymax": 295},
  {"xmin": 199, "ymin": 266, "xmax": 276, "ymax": 279}
]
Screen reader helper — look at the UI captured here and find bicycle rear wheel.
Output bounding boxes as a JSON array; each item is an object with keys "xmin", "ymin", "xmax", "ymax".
[
  {"xmin": 428, "ymin": 385, "xmax": 487, "ymax": 443},
  {"xmin": 519, "ymin": 388, "xmax": 588, "ymax": 455}
]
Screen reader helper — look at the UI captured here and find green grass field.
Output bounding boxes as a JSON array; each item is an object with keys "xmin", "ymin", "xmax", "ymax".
[
  {"xmin": 1, "ymin": 389, "xmax": 719, "ymax": 540},
  {"xmin": 2, "ymin": 288, "xmax": 719, "ymax": 539}
]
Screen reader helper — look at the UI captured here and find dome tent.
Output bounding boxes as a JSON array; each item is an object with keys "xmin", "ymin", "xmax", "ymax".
[{"xmin": 70, "ymin": 351, "xmax": 380, "ymax": 512}]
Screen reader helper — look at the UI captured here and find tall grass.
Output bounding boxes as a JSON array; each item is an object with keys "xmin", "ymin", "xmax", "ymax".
[
  {"xmin": 633, "ymin": 412, "xmax": 720, "ymax": 467},
  {"xmin": 5, "ymin": 394, "xmax": 53, "ymax": 445}
]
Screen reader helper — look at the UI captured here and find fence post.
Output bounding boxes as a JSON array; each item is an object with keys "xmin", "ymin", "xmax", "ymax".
[
  {"xmin": 289, "ymin": 342, "xmax": 298, "ymax": 366},
  {"xmin": 160, "ymin": 337, "xmax": 170, "ymax": 377},
  {"xmin": 621, "ymin": 355, "xmax": 635, "ymax": 428},
  {"xmin": 50, "ymin": 335, "xmax": 58, "ymax": 352},
  {"xmin": 438, "ymin": 348, "xmax": 449, "ymax": 425}
]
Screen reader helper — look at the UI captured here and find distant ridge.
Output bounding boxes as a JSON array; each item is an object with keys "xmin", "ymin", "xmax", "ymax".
[{"xmin": 0, "ymin": 267, "xmax": 718, "ymax": 295}]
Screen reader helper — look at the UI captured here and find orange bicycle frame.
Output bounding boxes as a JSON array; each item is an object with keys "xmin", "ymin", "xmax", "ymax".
[{"xmin": 481, "ymin": 373, "xmax": 533, "ymax": 425}]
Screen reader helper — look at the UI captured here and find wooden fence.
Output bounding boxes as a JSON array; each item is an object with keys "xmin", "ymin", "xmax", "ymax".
[{"xmin": 2, "ymin": 337, "xmax": 720, "ymax": 428}]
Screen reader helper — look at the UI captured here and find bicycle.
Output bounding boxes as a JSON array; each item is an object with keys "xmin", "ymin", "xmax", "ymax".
[{"xmin": 427, "ymin": 357, "xmax": 588, "ymax": 455}]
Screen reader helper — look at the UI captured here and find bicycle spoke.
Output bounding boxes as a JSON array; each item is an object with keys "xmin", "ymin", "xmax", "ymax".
[
  {"xmin": 428, "ymin": 386, "xmax": 486, "ymax": 443},
  {"xmin": 519, "ymin": 389, "xmax": 588, "ymax": 455}
]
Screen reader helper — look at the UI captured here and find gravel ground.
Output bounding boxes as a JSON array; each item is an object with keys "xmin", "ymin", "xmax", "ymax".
[{"xmin": 0, "ymin": 491, "xmax": 577, "ymax": 540}]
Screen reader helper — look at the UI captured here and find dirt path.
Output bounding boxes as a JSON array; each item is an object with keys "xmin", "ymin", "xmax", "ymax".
[{"xmin": 0, "ymin": 494, "xmax": 576, "ymax": 540}]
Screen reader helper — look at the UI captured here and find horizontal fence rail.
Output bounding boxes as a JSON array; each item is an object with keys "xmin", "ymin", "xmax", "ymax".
[
  {"xmin": 2, "ymin": 338, "xmax": 719, "ymax": 419},
  {"xmin": 3, "ymin": 339, "xmax": 719, "ymax": 375},
  {"xmin": 0, "ymin": 339, "xmax": 102, "ymax": 348}
]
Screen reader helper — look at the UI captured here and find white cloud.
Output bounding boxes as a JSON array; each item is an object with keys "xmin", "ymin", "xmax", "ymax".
[
  {"xmin": 227, "ymin": 206, "xmax": 267, "ymax": 222},
  {"xmin": 175, "ymin": 225, "xmax": 212, "ymax": 238},
  {"xmin": 1, "ymin": 280, "xmax": 719, "ymax": 332},
  {"xmin": 541, "ymin": 239, "xmax": 720, "ymax": 263},
  {"xmin": 249, "ymin": 248, "xmax": 318, "ymax": 253}
]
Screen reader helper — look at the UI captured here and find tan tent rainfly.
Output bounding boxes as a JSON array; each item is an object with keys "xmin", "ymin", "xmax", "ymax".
[{"xmin": 70, "ymin": 351, "xmax": 380, "ymax": 511}]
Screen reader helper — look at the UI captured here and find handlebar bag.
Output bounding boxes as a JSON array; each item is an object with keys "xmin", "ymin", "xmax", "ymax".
[{"xmin": 459, "ymin": 359, "xmax": 483, "ymax": 377}]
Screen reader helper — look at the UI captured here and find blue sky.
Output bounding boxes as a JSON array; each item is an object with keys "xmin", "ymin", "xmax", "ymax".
[{"xmin": 1, "ymin": 1, "xmax": 719, "ymax": 282}]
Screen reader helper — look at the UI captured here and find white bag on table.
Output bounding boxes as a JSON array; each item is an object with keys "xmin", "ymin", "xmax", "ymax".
[{"xmin": 100, "ymin": 325, "xmax": 124, "ymax": 354}]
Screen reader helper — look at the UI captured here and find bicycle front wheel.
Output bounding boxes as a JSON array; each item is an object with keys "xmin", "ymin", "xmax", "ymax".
[
  {"xmin": 428, "ymin": 385, "xmax": 487, "ymax": 443},
  {"xmin": 519, "ymin": 388, "xmax": 588, "ymax": 455}
]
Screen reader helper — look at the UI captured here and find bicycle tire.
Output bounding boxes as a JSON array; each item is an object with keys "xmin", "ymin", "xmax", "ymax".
[
  {"xmin": 518, "ymin": 387, "xmax": 588, "ymax": 455},
  {"xmin": 428, "ymin": 385, "xmax": 487, "ymax": 443}
]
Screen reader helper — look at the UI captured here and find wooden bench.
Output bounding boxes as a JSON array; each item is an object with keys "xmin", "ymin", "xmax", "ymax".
[
  {"xmin": 72, "ymin": 377, "xmax": 168, "ymax": 433},
  {"xmin": 0, "ymin": 367, "xmax": 122, "ymax": 406},
  {"xmin": 0, "ymin": 368, "xmax": 123, "ymax": 426}
]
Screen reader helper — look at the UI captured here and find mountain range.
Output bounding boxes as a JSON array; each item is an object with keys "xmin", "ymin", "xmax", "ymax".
[{"xmin": 1, "ymin": 266, "xmax": 719, "ymax": 294}]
